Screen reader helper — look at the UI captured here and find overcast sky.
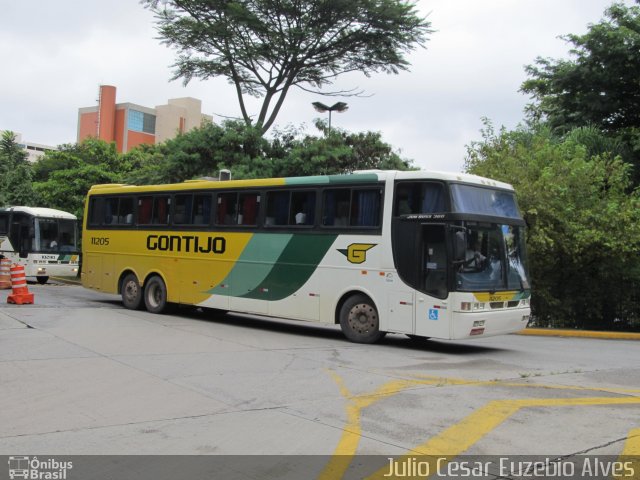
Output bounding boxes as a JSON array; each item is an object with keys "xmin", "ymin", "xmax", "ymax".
[{"xmin": 0, "ymin": 0, "xmax": 631, "ymax": 173}]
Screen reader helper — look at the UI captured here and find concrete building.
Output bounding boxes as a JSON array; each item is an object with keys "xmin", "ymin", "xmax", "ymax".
[
  {"xmin": 1, "ymin": 131, "xmax": 56, "ymax": 163},
  {"xmin": 77, "ymin": 85, "xmax": 212, "ymax": 153}
]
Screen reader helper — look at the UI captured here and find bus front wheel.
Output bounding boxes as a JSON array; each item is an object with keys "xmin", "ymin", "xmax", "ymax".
[
  {"xmin": 144, "ymin": 275, "xmax": 168, "ymax": 314},
  {"xmin": 339, "ymin": 294, "xmax": 386, "ymax": 344},
  {"xmin": 121, "ymin": 273, "xmax": 143, "ymax": 310},
  {"xmin": 36, "ymin": 276, "xmax": 49, "ymax": 285}
]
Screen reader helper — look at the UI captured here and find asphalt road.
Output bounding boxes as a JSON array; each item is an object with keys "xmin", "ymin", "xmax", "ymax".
[{"xmin": 1, "ymin": 282, "xmax": 639, "ymax": 479}]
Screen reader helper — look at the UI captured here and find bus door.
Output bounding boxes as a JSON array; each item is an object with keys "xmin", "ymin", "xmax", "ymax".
[
  {"xmin": 414, "ymin": 224, "xmax": 451, "ymax": 339},
  {"xmin": 9, "ymin": 213, "xmax": 34, "ymax": 258}
]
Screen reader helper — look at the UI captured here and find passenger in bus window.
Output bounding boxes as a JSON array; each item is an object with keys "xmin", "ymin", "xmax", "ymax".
[{"xmin": 465, "ymin": 236, "xmax": 486, "ymax": 270}]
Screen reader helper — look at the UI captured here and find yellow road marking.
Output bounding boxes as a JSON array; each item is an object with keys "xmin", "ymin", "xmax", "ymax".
[
  {"xmin": 622, "ymin": 428, "xmax": 640, "ymax": 455},
  {"xmin": 318, "ymin": 371, "xmax": 425, "ymax": 480},
  {"xmin": 618, "ymin": 428, "xmax": 640, "ymax": 480},
  {"xmin": 405, "ymin": 373, "xmax": 640, "ymax": 395},
  {"xmin": 365, "ymin": 397, "xmax": 640, "ymax": 479},
  {"xmin": 320, "ymin": 371, "xmax": 640, "ymax": 480}
]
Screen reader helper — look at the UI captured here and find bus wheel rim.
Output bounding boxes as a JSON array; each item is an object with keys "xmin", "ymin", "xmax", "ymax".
[
  {"xmin": 347, "ymin": 303, "xmax": 376, "ymax": 334},
  {"xmin": 124, "ymin": 281, "xmax": 138, "ymax": 301}
]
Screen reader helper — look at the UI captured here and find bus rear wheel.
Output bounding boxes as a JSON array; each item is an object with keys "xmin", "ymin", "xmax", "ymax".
[
  {"xmin": 121, "ymin": 273, "xmax": 143, "ymax": 310},
  {"xmin": 144, "ymin": 275, "xmax": 168, "ymax": 314},
  {"xmin": 339, "ymin": 294, "xmax": 386, "ymax": 344}
]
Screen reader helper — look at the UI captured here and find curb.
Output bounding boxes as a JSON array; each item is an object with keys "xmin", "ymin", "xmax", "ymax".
[{"xmin": 517, "ymin": 328, "xmax": 640, "ymax": 341}]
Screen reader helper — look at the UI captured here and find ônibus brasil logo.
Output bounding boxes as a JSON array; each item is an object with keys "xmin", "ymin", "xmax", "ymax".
[{"xmin": 8, "ymin": 456, "xmax": 73, "ymax": 480}]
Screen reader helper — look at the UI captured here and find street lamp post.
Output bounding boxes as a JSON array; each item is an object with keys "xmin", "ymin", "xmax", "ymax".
[{"xmin": 312, "ymin": 101, "xmax": 349, "ymax": 132}]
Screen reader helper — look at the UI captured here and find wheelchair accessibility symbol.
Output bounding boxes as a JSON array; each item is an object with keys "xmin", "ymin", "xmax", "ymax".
[{"xmin": 428, "ymin": 309, "xmax": 439, "ymax": 320}]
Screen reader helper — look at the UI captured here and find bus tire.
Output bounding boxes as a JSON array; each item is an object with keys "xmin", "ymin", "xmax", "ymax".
[
  {"xmin": 144, "ymin": 275, "xmax": 168, "ymax": 314},
  {"xmin": 36, "ymin": 276, "xmax": 49, "ymax": 285},
  {"xmin": 339, "ymin": 294, "xmax": 386, "ymax": 344},
  {"xmin": 121, "ymin": 273, "xmax": 143, "ymax": 310}
]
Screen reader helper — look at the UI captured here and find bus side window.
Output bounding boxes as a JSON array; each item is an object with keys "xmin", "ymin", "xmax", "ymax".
[
  {"xmin": 152, "ymin": 196, "xmax": 170, "ymax": 225},
  {"xmin": 9, "ymin": 214, "xmax": 33, "ymax": 257},
  {"xmin": 290, "ymin": 191, "xmax": 315, "ymax": 226},
  {"xmin": 0, "ymin": 212, "xmax": 8, "ymax": 235},
  {"xmin": 118, "ymin": 197, "xmax": 135, "ymax": 225},
  {"xmin": 322, "ymin": 189, "xmax": 350, "ymax": 226},
  {"xmin": 238, "ymin": 192, "xmax": 259, "ymax": 226},
  {"xmin": 104, "ymin": 198, "xmax": 118, "ymax": 225},
  {"xmin": 217, "ymin": 193, "xmax": 237, "ymax": 225},
  {"xmin": 88, "ymin": 198, "xmax": 103, "ymax": 226},
  {"xmin": 394, "ymin": 182, "xmax": 445, "ymax": 215},
  {"xmin": 192, "ymin": 194, "xmax": 211, "ymax": 225},
  {"xmin": 138, "ymin": 196, "xmax": 153, "ymax": 225},
  {"xmin": 351, "ymin": 189, "xmax": 381, "ymax": 227},
  {"xmin": 266, "ymin": 191, "xmax": 289, "ymax": 226},
  {"xmin": 173, "ymin": 194, "xmax": 192, "ymax": 225}
]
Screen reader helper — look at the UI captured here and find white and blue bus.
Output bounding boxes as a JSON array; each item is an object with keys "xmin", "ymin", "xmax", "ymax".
[{"xmin": 0, "ymin": 206, "xmax": 80, "ymax": 284}]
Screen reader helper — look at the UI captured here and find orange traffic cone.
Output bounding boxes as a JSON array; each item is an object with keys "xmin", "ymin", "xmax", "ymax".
[
  {"xmin": 7, "ymin": 264, "xmax": 34, "ymax": 305},
  {"xmin": 0, "ymin": 258, "xmax": 11, "ymax": 290}
]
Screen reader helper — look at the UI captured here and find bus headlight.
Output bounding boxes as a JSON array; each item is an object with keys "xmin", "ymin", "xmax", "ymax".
[{"xmin": 520, "ymin": 298, "xmax": 530, "ymax": 307}]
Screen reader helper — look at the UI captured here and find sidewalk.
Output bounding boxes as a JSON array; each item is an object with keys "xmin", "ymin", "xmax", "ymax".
[{"xmin": 518, "ymin": 328, "xmax": 640, "ymax": 340}]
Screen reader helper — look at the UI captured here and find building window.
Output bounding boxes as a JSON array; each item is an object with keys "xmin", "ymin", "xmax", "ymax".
[{"xmin": 128, "ymin": 109, "xmax": 156, "ymax": 134}]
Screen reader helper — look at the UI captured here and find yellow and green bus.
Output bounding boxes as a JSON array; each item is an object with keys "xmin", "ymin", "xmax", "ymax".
[{"xmin": 81, "ymin": 170, "xmax": 531, "ymax": 343}]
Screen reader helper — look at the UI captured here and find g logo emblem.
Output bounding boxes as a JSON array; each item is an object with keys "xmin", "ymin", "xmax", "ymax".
[{"xmin": 338, "ymin": 243, "xmax": 376, "ymax": 264}]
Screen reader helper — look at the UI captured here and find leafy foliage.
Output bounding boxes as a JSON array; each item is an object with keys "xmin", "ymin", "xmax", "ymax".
[
  {"xmin": 0, "ymin": 131, "xmax": 36, "ymax": 206},
  {"xmin": 143, "ymin": 0, "xmax": 432, "ymax": 133},
  {"xmin": 466, "ymin": 121, "xmax": 640, "ymax": 329},
  {"xmin": 127, "ymin": 120, "xmax": 414, "ymax": 184},
  {"xmin": 31, "ymin": 139, "xmax": 133, "ymax": 218},
  {"xmin": 15, "ymin": 123, "xmax": 411, "ymax": 220},
  {"xmin": 273, "ymin": 120, "xmax": 412, "ymax": 177},
  {"xmin": 521, "ymin": 2, "xmax": 640, "ymax": 183}
]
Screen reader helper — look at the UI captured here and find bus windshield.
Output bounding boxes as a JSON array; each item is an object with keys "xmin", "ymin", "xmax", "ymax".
[
  {"xmin": 455, "ymin": 222, "xmax": 529, "ymax": 292},
  {"xmin": 450, "ymin": 184, "xmax": 520, "ymax": 218},
  {"xmin": 36, "ymin": 218, "xmax": 79, "ymax": 252}
]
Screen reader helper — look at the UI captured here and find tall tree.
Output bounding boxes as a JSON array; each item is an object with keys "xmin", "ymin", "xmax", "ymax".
[
  {"xmin": 32, "ymin": 138, "xmax": 136, "ymax": 218},
  {"xmin": 276, "ymin": 120, "xmax": 412, "ymax": 177},
  {"xmin": 126, "ymin": 120, "xmax": 271, "ymax": 184},
  {"xmin": 522, "ymin": 2, "xmax": 640, "ymax": 131},
  {"xmin": 0, "ymin": 131, "xmax": 35, "ymax": 206},
  {"xmin": 521, "ymin": 2, "xmax": 640, "ymax": 182},
  {"xmin": 466, "ymin": 121, "xmax": 640, "ymax": 330},
  {"xmin": 126, "ymin": 120, "xmax": 413, "ymax": 184},
  {"xmin": 143, "ymin": 0, "xmax": 432, "ymax": 133}
]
